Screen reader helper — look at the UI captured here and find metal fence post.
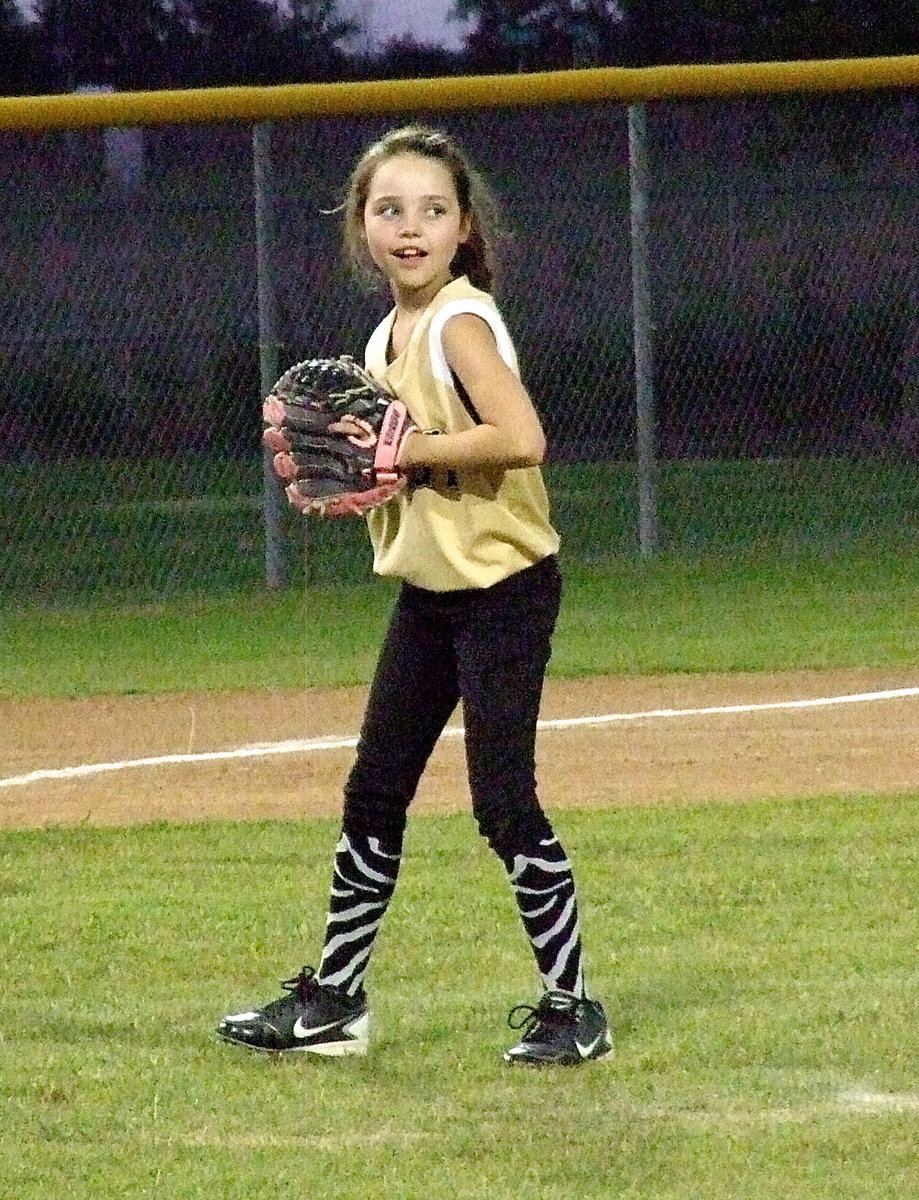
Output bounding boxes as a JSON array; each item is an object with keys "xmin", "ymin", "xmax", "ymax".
[
  {"xmin": 253, "ymin": 121, "xmax": 285, "ymax": 588},
  {"xmin": 628, "ymin": 102, "xmax": 659, "ymax": 557}
]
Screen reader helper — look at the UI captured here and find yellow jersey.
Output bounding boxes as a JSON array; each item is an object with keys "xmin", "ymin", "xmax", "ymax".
[{"xmin": 363, "ymin": 276, "xmax": 559, "ymax": 591}]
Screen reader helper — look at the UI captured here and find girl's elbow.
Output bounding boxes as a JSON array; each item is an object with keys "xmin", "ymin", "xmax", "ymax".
[
  {"xmin": 526, "ymin": 428, "xmax": 547, "ymax": 466},
  {"xmin": 487, "ymin": 420, "xmax": 545, "ymax": 467},
  {"xmin": 513, "ymin": 432, "xmax": 546, "ymax": 468}
]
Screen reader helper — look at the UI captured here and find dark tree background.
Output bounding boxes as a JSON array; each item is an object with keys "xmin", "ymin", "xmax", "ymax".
[{"xmin": 1, "ymin": 0, "xmax": 918, "ymax": 93}]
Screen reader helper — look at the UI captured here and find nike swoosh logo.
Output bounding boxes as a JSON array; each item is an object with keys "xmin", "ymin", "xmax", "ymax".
[
  {"xmin": 575, "ymin": 1034, "xmax": 605, "ymax": 1059},
  {"xmin": 292, "ymin": 1018, "xmax": 343, "ymax": 1039}
]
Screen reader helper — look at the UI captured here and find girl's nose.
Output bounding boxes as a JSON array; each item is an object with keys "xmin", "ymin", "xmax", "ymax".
[{"xmin": 399, "ymin": 211, "xmax": 421, "ymax": 236}]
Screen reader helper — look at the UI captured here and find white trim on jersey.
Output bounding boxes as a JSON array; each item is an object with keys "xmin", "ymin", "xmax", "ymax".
[
  {"xmin": 427, "ymin": 299, "xmax": 519, "ymax": 384},
  {"xmin": 363, "ymin": 315, "xmax": 392, "ymax": 372}
]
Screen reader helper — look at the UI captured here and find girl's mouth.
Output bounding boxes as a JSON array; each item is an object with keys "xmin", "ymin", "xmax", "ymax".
[{"xmin": 393, "ymin": 247, "xmax": 427, "ymax": 260}]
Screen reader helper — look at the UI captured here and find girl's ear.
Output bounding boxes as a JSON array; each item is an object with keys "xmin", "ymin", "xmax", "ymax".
[{"xmin": 458, "ymin": 211, "xmax": 472, "ymax": 244}]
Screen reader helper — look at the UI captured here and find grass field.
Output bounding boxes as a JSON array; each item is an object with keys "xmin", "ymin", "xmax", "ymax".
[
  {"xmin": 3, "ymin": 456, "xmax": 919, "ymax": 598},
  {"xmin": 2, "ymin": 800, "xmax": 916, "ymax": 1199},
  {"xmin": 3, "ymin": 457, "xmax": 918, "ymax": 695},
  {"xmin": 2, "ymin": 455, "xmax": 917, "ymax": 1197},
  {"xmin": 2, "ymin": 547, "xmax": 919, "ymax": 697}
]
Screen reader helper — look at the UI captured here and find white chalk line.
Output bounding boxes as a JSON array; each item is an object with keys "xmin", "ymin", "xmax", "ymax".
[
  {"xmin": 837, "ymin": 1088, "xmax": 919, "ymax": 1114},
  {"xmin": 155, "ymin": 1089, "xmax": 919, "ymax": 1143},
  {"xmin": 2, "ymin": 685, "xmax": 918, "ymax": 792}
]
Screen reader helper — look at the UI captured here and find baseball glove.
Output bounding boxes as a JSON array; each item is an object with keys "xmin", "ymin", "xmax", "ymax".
[{"xmin": 262, "ymin": 356, "xmax": 416, "ymax": 517}]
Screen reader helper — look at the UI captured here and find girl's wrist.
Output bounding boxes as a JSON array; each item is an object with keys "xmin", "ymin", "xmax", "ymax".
[{"xmin": 397, "ymin": 429, "xmax": 422, "ymax": 470}]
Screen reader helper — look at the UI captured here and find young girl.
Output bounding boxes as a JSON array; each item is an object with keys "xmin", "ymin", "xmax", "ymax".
[{"xmin": 218, "ymin": 125, "xmax": 611, "ymax": 1067}]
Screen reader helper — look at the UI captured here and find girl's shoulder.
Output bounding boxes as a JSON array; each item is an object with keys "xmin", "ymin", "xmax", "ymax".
[
  {"xmin": 428, "ymin": 280, "xmax": 518, "ymax": 381},
  {"xmin": 435, "ymin": 275, "xmax": 497, "ymax": 309},
  {"xmin": 428, "ymin": 276, "xmax": 506, "ymax": 339}
]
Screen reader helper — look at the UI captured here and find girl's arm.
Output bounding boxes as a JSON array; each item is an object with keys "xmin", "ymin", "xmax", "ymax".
[{"xmin": 399, "ymin": 313, "xmax": 547, "ymax": 471}]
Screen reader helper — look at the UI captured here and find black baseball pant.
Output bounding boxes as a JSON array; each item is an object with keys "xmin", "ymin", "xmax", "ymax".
[{"xmin": 342, "ymin": 553, "xmax": 562, "ymax": 862}]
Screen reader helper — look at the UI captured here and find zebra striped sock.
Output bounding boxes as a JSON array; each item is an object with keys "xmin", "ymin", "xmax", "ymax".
[
  {"xmin": 315, "ymin": 831, "xmax": 401, "ymax": 996},
  {"xmin": 506, "ymin": 835, "xmax": 586, "ymax": 996}
]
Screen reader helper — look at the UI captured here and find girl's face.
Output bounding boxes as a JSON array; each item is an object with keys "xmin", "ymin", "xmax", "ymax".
[{"xmin": 362, "ymin": 152, "xmax": 471, "ymax": 299}]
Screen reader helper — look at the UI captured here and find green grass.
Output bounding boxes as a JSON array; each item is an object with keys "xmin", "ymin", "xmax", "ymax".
[
  {"xmin": 3, "ymin": 455, "xmax": 916, "ymax": 1197},
  {"xmin": 3, "ymin": 547, "xmax": 919, "ymax": 698},
  {"xmin": 2, "ymin": 453, "xmax": 919, "ymax": 697},
  {"xmin": 555, "ymin": 548, "xmax": 919, "ymax": 677},
  {"xmin": 3, "ymin": 456, "xmax": 919, "ymax": 599},
  {"xmin": 1, "ymin": 798, "xmax": 916, "ymax": 1199},
  {"xmin": 0, "ymin": 583, "xmax": 394, "ymax": 697}
]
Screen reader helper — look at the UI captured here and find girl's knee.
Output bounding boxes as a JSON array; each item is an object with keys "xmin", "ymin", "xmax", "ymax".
[
  {"xmin": 342, "ymin": 782, "xmax": 410, "ymax": 843},
  {"xmin": 473, "ymin": 797, "xmax": 555, "ymax": 865}
]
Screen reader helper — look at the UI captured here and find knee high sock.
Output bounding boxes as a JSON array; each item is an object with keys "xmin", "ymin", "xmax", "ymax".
[
  {"xmin": 315, "ymin": 831, "xmax": 401, "ymax": 997},
  {"xmin": 505, "ymin": 835, "xmax": 586, "ymax": 997}
]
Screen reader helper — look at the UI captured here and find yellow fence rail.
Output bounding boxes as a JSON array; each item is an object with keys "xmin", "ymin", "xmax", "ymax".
[{"xmin": 1, "ymin": 53, "xmax": 918, "ymax": 132}]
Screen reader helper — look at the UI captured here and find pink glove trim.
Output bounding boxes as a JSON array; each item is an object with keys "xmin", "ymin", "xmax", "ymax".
[
  {"xmin": 262, "ymin": 426, "xmax": 290, "ymax": 454},
  {"xmin": 285, "ymin": 477, "xmax": 407, "ymax": 517},
  {"xmin": 373, "ymin": 400, "xmax": 416, "ymax": 478}
]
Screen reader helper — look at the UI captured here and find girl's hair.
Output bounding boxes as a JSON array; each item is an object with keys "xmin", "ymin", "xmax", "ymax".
[{"xmin": 342, "ymin": 125, "xmax": 501, "ymax": 293}]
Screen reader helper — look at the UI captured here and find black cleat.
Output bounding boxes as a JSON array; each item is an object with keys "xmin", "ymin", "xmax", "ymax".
[
  {"xmin": 217, "ymin": 966, "xmax": 369, "ymax": 1056},
  {"xmin": 504, "ymin": 989, "xmax": 613, "ymax": 1066}
]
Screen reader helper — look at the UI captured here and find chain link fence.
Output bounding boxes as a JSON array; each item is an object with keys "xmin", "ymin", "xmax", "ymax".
[{"xmin": 1, "ymin": 89, "xmax": 917, "ymax": 599}]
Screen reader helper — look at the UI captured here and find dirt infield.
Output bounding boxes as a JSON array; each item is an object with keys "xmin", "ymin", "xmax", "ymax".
[{"xmin": 2, "ymin": 667, "xmax": 917, "ymax": 829}]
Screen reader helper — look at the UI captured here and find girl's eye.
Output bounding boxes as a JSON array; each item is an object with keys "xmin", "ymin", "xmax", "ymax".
[{"xmin": 369, "ymin": 202, "xmax": 448, "ymax": 219}]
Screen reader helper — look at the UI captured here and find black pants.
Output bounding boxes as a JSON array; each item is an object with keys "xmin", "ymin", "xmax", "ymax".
[{"xmin": 343, "ymin": 554, "xmax": 562, "ymax": 862}]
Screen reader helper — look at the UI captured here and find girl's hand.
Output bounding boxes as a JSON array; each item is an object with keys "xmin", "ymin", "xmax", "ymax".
[{"xmin": 329, "ymin": 416, "xmax": 375, "ymax": 446}]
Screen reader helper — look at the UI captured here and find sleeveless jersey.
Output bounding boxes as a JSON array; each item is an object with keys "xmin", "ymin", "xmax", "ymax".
[{"xmin": 363, "ymin": 276, "xmax": 559, "ymax": 591}]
